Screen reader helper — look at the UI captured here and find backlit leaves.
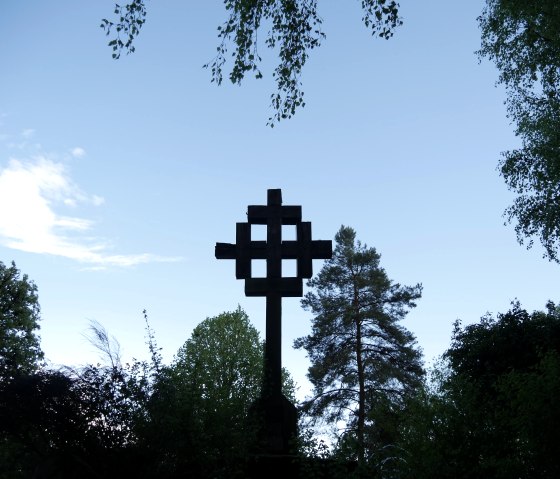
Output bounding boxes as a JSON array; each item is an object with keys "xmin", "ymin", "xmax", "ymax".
[
  {"xmin": 478, "ymin": 0, "xmax": 560, "ymax": 261},
  {"xmin": 102, "ymin": 1, "xmax": 402, "ymax": 125}
]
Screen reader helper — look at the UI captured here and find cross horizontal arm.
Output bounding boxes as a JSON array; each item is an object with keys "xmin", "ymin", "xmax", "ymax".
[
  {"xmin": 248, "ymin": 205, "xmax": 302, "ymax": 225},
  {"xmin": 308, "ymin": 240, "xmax": 333, "ymax": 259},
  {"xmin": 215, "ymin": 242, "xmax": 236, "ymax": 259},
  {"xmin": 216, "ymin": 240, "xmax": 332, "ymax": 261}
]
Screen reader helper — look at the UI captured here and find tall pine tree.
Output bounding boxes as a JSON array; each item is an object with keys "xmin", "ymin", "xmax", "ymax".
[{"xmin": 294, "ymin": 226, "xmax": 423, "ymax": 466}]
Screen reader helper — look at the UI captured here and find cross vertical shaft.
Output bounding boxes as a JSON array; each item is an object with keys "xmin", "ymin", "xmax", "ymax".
[
  {"xmin": 265, "ymin": 293, "xmax": 282, "ymax": 398},
  {"xmin": 265, "ymin": 189, "xmax": 283, "ymax": 398}
]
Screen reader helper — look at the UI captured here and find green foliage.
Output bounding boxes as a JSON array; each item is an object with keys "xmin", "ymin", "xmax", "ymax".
[
  {"xmin": 173, "ymin": 307, "xmax": 263, "ymax": 409},
  {"xmin": 446, "ymin": 300, "xmax": 560, "ymax": 380},
  {"xmin": 0, "ymin": 364, "xmax": 153, "ymax": 478},
  {"xmin": 102, "ymin": 1, "xmax": 402, "ymax": 125},
  {"xmin": 442, "ymin": 301, "xmax": 560, "ymax": 478},
  {"xmin": 295, "ymin": 225, "xmax": 423, "ymax": 467},
  {"xmin": 295, "ymin": 428, "xmax": 354, "ymax": 479},
  {"xmin": 394, "ymin": 301, "xmax": 560, "ymax": 479},
  {"xmin": 101, "ymin": 0, "xmax": 147, "ymax": 59},
  {"xmin": 1, "ymin": 305, "xmax": 301, "ymax": 477},
  {"xmin": 0, "ymin": 261, "xmax": 44, "ymax": 381},
  {"xmin": 139, "ymin": 307, "xmax": 296, "ymax": 477},
  {"xmin": 478, "ymin": 0, "xmax": 560, "ymax": 261},
  {"xmin": 71, "ymin": 361, "xmax": 151, "ymax": 450},
  {"xmin": 207, "ymin": 0, "xmax": 325, "ymax": 126},
  {"xmin": 496, "ymin": 350, "xmax": 560, "ymax": 476},
  {"xmin": 0, "ymin": 281, "xmax": 155, "ymax": 477},
  {"xmin": 387, "ymin": 372, "xmax": 478, "ymax": 479},
  {"xmin": 172, "ymin": 305, "xmax": 295, "ymax": 403},
  {"xmin": 0, "ymin": 370, "xmax": 85, "ymax": 478},
  {"xmin": 167, "ymin": 308, "xmax": 264, "ymax": 473}
]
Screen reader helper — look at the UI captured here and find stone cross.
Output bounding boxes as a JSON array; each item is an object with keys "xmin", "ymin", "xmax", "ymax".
[{"xmin": 215, "ymin": 189, "xmax": 332, "ymax": 452}]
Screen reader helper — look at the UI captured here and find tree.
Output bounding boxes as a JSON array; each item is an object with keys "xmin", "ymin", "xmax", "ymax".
[
  {"xmin": 0, "ymin": 261, "xmax": 43, "ymax": 381},
  {"xmin": 294, "ymin": 226, "xmax": 423, "ymax": 467},
  {"xmin": 442, "ymin": 300, "xmax": 560, "ymax": 478},
  {"xmin": 172, "ymin": 308, "xmax": 262, "ymax": 475},
  {"xmin": 395, "ymin": 301, "xmax": 560, "ymax": 479},
  {"xmin": 101, "ymin": 0, "xmax": 402, "ymax": 125},
  {"xmin": 0, "ymin": 365, "xmax": 151, "ymax": 479},
  {"xmin": 0, "ymin": 310, "xmax": 172, "ymax": 478},
  {"xmin": 478, "ymin": 0, "xmax": 560, "ymax": 261},
  {"xmin": 173, "ymin": 307, "xmax": 264, "ymax": 411},
  {"xmin": 0, "ymin": 369, "xmax": 87, "ymax": 479},
  {"xmin": 145, "ymin": 307, "xmax": 295, "ymax": 477},
  {"xmin": 0, "ymin": 313, "xmax": 161, "ymax": 478}
]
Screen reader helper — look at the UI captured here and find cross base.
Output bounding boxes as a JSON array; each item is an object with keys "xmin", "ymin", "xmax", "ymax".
[{"xmin": 249, "ymin": 393, "xmax": 298, "ymax": 455}]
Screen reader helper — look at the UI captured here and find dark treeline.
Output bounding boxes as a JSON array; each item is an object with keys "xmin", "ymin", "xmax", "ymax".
[
  {"xmin": 1, "ymin": 298, "xmax": 288, "ymax": 478},
  {"xmin": 2, "ymin": 228, "xmax": 560, "ymax": 478}
]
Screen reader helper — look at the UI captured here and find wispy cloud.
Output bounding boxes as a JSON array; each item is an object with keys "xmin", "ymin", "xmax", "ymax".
[
  {"xmin": 5, "ymin": 127, "xmax": 42, "ymax": 151},
  {"xmin": 0, "ymin": 156, "xmax": 180, "ymax": 268},
  {"xmin": 21, "ymin": 128, "xmax": 35, "ymax": 139},
  {"xmin": 71, "ymin": 147, "xmax": 85, "ymax": 158}
]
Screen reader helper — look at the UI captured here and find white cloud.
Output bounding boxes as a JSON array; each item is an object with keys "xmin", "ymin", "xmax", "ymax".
[
  {"xmin": 0, "ymin": 157, "xmax": 180, "ymax": 268},
  {"xmin": 71, "ymin": 147, "xmax": 86, "ymax": 158},
  {"xmin": 21, "ymin": 128, "xmax": 35, "ymax": 139}
]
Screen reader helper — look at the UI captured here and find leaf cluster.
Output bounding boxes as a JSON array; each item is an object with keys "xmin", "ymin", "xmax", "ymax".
[
  {"xmin": 478, "ymin": 0, "xmax": 560, "ymax": 260},
  {"xmin": 393, "ymin": 301, "xmax": 560, "ymax": 479},
  {"xmin": 445, "ymin": 300, "xmax": 560, "ymax": 383},
  {"xmin": 101, "ymin": 1, "xmax": 147, "ymax": 59},
  {"xmin": 102, "ymin": 1, "xmax": 402, "ymax": 125},
  {"xmin": 0, "ymin": 261, "xmax": 43, "ymax": 381},
  {"xmin": 172, "ymin": 307, "xmax": 263, "ymax": 416},
  {"xmin": 0, "ymin": 362, "xmax": 154, "ymax": 478},
  {"xmin": 208, "ymin": 0, "xmax": 401, "ymax": 125}
]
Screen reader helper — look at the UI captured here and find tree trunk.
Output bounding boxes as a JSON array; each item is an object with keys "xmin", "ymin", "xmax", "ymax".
[{"xmin": 354, "ymin": 289, "xmax": 366, "ymax": 465}]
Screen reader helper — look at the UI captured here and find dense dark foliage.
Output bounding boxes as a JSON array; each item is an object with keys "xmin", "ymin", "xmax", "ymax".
[
  {"xmin": 0, "ymin": 364, "xmax": 152, "ymax": 478},
  {"xmin": 138, "ymin": 307, "xmax": 297, "ymax": 478},
  {"xmin": 2, "ymin": 261, "xmax": 558, "ymax": 478},
  {"xmin": 393, "ymin": 301, "xmax": 560, "ymax": 479},
  {"xmin": 0, "ymin": 306, "xmax": 296, "ymax": 478}
]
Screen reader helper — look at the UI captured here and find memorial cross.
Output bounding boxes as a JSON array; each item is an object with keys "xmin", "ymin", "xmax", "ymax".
[{"xmin": 215, "ymin": 189, "xmax": 332, "ymax": 399}]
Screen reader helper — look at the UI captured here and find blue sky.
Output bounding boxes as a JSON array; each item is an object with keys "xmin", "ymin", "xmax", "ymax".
[{"xmin": 1, "ymin": 1, "xmax": 558, "ymax": 399}]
